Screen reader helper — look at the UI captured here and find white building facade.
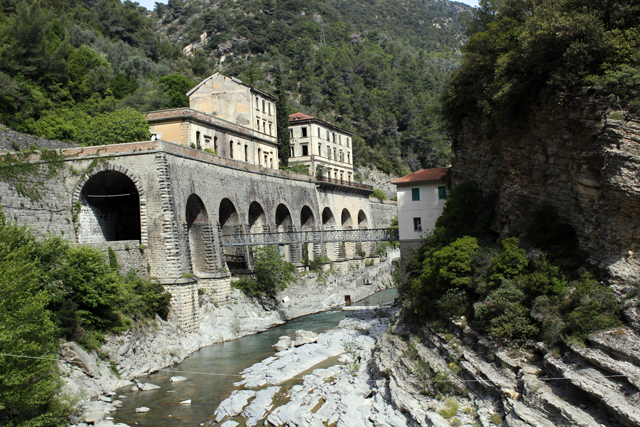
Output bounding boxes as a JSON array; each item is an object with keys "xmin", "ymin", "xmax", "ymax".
[
  {"xmin": 288, "ymin": 112, "xmax": 354, "ymax": 182},
  {"xmin": 392, "ymin": 167, "xmax": 449, "ymax": 275}
]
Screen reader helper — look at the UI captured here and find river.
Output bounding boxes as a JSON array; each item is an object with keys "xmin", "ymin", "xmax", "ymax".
[{"xmin": 112, "ymin": 288, "xmax": 399, "ymax": 426}]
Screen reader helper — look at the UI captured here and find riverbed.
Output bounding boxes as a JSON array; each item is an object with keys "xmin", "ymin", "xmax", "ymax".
[{"xmin": 112, "ymin": 289, "xmax": 399, "ymax": 426}]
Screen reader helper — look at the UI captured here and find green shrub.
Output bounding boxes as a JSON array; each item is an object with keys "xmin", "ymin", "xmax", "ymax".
[
  {"xmin": 234, "ymin": 246, "xmax": 294, "ymax": 298},
  {"xmin": 372, "ymin": 188, "xmax": 387, "ymax": 201}
]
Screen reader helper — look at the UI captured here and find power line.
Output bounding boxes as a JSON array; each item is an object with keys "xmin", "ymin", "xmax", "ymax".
[{"xmin": 0, "ymin": 352, "xmax": 630, "ymax": 385}]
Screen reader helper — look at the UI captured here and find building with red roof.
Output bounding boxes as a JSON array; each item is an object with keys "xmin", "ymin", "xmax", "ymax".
[{"xmin": 392, "ymin": 167, "xmax": 449, "ymax": 271}]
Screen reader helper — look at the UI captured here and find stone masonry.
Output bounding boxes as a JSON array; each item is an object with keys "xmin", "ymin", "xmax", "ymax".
[{"xmin": 0, "ymin": 140, "xmax": 387, "ymax": 331}]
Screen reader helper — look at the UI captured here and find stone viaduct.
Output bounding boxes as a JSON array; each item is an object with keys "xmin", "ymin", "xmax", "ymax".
[{"xmin": 0, "ymin": 140, "xmax": 396, "ymax": 330}]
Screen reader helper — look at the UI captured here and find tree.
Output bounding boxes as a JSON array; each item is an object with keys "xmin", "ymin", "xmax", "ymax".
[
  {"xmin": 276, "ymin": 71, "xmax": 290, "ymax": 167},
  {"xmin": 0, "ymin": 212, "xmax": 65, "ymax": 426},
  {"xmin": 78, "ymin": 107, "xmax": 150, "ymax": 146},
  {"xmin": 372, "ymin": 188, "xmax": 387, "ymax": 201},
  {"xmin": 234, "ymin": 245, "xmax": 294, "ymax": 297},
  {"xmin": 155, "ymin": 73, "xmax": 194, "ymax": 109}
]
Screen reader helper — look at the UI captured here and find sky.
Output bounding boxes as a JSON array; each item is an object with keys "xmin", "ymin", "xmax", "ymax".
[{"xmin": 134, "ymin": 0, "xmax": 479, "ymax": 12}]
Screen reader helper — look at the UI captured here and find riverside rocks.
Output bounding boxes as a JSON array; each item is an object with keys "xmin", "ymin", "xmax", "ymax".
[
  {"xmin": 63, "ymin": 254, "xmax": 399, "ymax": 424},
  {"xmin": 212, "ymin": 304, "xmax": 640, "ymax": 427}
]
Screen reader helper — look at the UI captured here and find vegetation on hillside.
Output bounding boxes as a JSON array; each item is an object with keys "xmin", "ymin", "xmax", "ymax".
[
  {"xmin": 401, "ymin": 183, "xmax": 622, "ymax": 347},
  {"xmin": 0, "ymin": 0, "xmax": 467, "ymax": 174},
  {"xmin": 442, "ymin": 0, "xmax": 640, "ymax": 132},
  {"xmin": 0, "ymin": 0, "xmax": 205, "ymax": 146},
  {"xmin": 158, "ymin": 0, "xmax": 466, "ymax": 174},
  {"xmin": 0, "ymin": 209, "xmax": 171, "ymax": 426}
]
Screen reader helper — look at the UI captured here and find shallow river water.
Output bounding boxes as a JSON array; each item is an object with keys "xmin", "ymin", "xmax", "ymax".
[{"xmin": 112, "ymin": 288, "xmax": 399, "ymax": 426}]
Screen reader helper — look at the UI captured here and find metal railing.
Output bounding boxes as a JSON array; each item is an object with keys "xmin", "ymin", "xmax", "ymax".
[
  {"xmin": 220, "ymin": 227, "xmax": 398, "ymax": 247},
  {"xmin": 315, "ymin": 176, "xmax": 373, "ymax": 190}
]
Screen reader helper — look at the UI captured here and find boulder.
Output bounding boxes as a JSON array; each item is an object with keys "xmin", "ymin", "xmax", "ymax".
[
  {"xmin": 135, "ymin": 407, "xmax": 150, "ymax": 413},
  {"xmin": 137, "ymin": 383, "xmax": 161, "ymax": 391},
  {"xmin": 170, "ymin": 376, "xmax": 188, "ymax": 382},
  {"xmin": 179, "ymin": 399, "xmax": 191, "ymax": 405},
  {"xmin": 294, "ymin": 330, "xmax": 318, "ymax": 347},
  {"xmin": 273, "ymin": 336, "xmax": 292, "ymax": 352},
  {"xmin": 83, "ymin": 411, "xmax": 105, "ymax": 423},
  {"xmin": 59, "ymin": 342, "xmax": 100, "ymax": 378}
]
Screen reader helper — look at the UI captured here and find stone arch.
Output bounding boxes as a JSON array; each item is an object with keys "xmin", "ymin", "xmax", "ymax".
[
  {"xmin": 322, "ymin": 207, "xmax": 335, "ymax": 226},
  {"xmin": 300, "ymin": 205, "xmax": 315, "ymax": 227},
  {"xmin": 186, "ymin": 194, "xmax": 214, "ymax": 274},
  {"xmin": 248, "ymin": 201, "xmax": 267, "ymax": 233},
  {"xmin": 275, "ymin": 203, "xmax": 294, "ymax": 261},
  {"xmin": 341, "ymin": 209, "xmax": 353, "ymax": 227},
  {"xmin": 358, "ymin": 210, "xmax": 368, "ymax": 227},
  {"xmin": 219, "ymin": 198, "xmax": 245, "ymax": 269},
  {"xmin": 72, "ymin": 163, "xmax": 147, "ymax": 244},
  {"xmin": 275, "ymin": 203, "xmax": 292, "ymax": 230}
]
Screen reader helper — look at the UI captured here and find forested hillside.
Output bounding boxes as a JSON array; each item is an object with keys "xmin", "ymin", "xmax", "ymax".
[{"xmin": 0, "ymin": 0, "xmax": 471, "ymax": 175}]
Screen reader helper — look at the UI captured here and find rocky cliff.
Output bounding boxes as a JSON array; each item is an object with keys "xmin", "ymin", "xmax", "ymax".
[{"xmin": 451, "ymin": 89, "xmax": 640, "ymax": 329}]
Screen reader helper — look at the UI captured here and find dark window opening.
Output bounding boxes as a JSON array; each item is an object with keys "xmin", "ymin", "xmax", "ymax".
[
  {"xmin": 412, "ymin": 188, "xmax": 420, "ymax": 201},
  {"xmin": 302, "ymin": 145, "xmax": 308, "ymax": 156}
]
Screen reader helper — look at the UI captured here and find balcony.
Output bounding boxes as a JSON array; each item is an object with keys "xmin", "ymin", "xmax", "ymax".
[{"xmin": 315, "ymin": 176, "xmax": 373, "ymax": 195}]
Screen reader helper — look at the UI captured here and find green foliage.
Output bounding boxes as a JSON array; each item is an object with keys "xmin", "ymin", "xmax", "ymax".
[
  {"xmin": 372, "ymin": 189, "xmax": 387, "ymax": 202},
  {"xmin": 401, "ymin": 181, "xmax": 623, "ymax": 346},
  {"xmin": 282, "ymin": 163, "xmax": 309, "ymax": 175},
  {"xmin": 155, "ymin": 74, "xmax": 194, "ymax": 109},
  {"xmin": 276, "ymin": 71, "xmax": 290, "ymax": 168},
  {"xmin": 443, "ymin": 0, "xmax": 640, "ymax": 131},
  {"xmin": 234, "ymin": 246, "xmax": 294, "ymax": 298}
]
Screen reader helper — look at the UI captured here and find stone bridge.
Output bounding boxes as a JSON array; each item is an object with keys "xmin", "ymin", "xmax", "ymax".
[{"xmin": 0, "ymin": 140, "xmax": 397, "ymax": 330}]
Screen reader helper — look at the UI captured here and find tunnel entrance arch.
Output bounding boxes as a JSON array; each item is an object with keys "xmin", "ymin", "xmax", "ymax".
[
  {"xmin": 358, "ymin": 210, "xmax": 368, "ymax": 227},
  {"xmin": 322, "ymin": 207, "xmax": 335, "ymax": 226},
  {"xmin": 301, "ymin": 206, "xmax": 315, "ymax": 227},
  {"xmin": 76, "ymin": 170, "xmax": 141, "ymax": 243}
]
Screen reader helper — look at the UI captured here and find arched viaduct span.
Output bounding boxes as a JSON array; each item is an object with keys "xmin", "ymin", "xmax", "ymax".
[{"xmin": 0, "ymin": 140, "xmax": 395, "ymax": 330}]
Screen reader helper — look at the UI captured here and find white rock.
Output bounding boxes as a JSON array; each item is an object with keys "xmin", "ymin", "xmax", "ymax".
[
  {"xmin": 98, "ymin": 395, "xmax": 112, "ymax": 402},
  {"xmin": 294, "ymin": 330, "xmax": 318, "ymax": 347},
  {"xmin": 220, "ymin": 422, "xmax": 240, "ymax": 427},
  {"xmin": 179, "ymin": 399, "xmax": 191, "ymax": 405},
  {"xmin": 273, "ymin": 336, "xmax": 292, "ymax": 352},
  {"xmin": 135, "ymin": 407, "xmax": 150, "ymax": 413},
  {"xmin": 130, "ymin": 385, "xmax": 139, "ymax": 392},
  {"xmin": 83, "ymin": 411, "xmax": 105, "ymax": 423},
  {"xmin": 170, "ymin": 376, "xmax": 188, "ymax": 382},
  {"xmin": 137, "ymin": 383, "xmax": 161, "ymax": 391},
  {"xmin": 215, "ymin": 390, "xmax": 256, "ymax": 422}
]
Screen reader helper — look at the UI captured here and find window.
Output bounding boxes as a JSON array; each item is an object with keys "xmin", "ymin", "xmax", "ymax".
[
  {"xmin": 339, "ymin": 135, "xmax": 342, "ymax": 145},
  {"xmin": 195, "ymin": 131, "xmax": 200, "ymax": 149},
  {"xmin": 230, "ymin": 141, "xmax": 234, "ymax": 159},
  {"xmin": 262, "ymin": 100, "xmax": 265, "ymax": 112},
  {"xmin": 257, "ymin": 119, "xmax": 260, "ymax": 130},
  {"xmin": 258, "ymin": 148, "xmax": 261, "ymax": 163},
  {"xmin": 268, "ymin": 103, "xmax": 271, "ymax": 115},
  {"xmin": 347, "ymin": 152, "xmax": 350, "ymax": 164},
  {"xmin": 412, "ymin": 188, "xmax": 420, "ymax": 201},
  {"xmin": 326, "ymin": 130, "xmax": 330, "ymax": 141},
  {"xmin": 301, "ymin": 127, "xmax": 308, "ymax": 137},
  {"xmin": 290, "ymin": 129, "xmax": 293, "ymax": 138},
  {"xmin": 318, "ymin": 128, "xmax": 321, "ymax": 138},
  {"xmin": 290, "ymin": 146, "xmax": 294, "ymax": 157},
  {"xmin": 347, "ymin": 138, "xmax": 350, "ymax": 148},
  {"xmin": 318, "ymin": 143, "xmax": 322, "ymax": 156},
  {"xmin": 438, "ymin": 186, "xmax": 447, "ymax": 199},
  {"xmin": 269, "ymin": 123, "xmax": 272, "ymax": 135},
  {"xmin": 245, "ymin": 144, "xmax": 248, "ymax": 162},
  {"xmin": 256, "ymin": 96, "xmax": 259, "ymax": 109},
  {"xmin": 413, "ymin": 218, "xmax": 422, "ymax": 232},
  {"xmin": 214, "ymin": 136, "xmax": 218, "ymax": 153},
  {"xmin": 333, "ymin": 148, "xmax": 337, "ymax": 159},
  {"xmin": 302, "ymin": 145, "xmax": 308, "ymax": 156},
  {"xmin": 327, "ymin": 147, "xmax": 331, "ymax": 159}
]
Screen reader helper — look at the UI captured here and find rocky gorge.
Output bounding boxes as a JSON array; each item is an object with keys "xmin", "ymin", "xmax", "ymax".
[
  {"xmin": 59, "ymin": 252, "xmax": 399, "ymax": 425},
  {"xmin": 450, "ymin": 90, "xmax": 640, "ymax": 329}
]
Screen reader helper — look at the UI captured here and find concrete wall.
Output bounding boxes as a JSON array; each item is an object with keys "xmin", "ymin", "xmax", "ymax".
[{"xmin": 370, "ymin": 200, "xmax": 397, "ymax": 229}]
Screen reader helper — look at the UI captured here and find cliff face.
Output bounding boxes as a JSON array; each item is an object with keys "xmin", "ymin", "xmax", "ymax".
[{"xmin": 451, "ymin": 89, "xmax": 640, "ymax": 327}]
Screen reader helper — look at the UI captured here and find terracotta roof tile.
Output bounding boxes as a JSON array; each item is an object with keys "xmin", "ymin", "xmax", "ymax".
[
  {"xmin": 391, "ymin": 167, "xmax": 449, "ymax": 184},
  {"xmin": 289, "ymin": 112, "xmax": 315, "ymax": 121}
]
